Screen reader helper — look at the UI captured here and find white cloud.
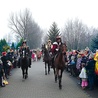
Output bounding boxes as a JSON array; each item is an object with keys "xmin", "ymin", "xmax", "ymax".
[{"xmin": 0, "ymin": 0, "xmax": 98, "ymax": 39}]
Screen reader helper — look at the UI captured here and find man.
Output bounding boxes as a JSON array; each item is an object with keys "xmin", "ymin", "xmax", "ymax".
[
  {"xmin": 51, "ymin": 36, "xmax": 67, "ymax": 65},
  {"xmin": 46, "ymin": 40, "xmax": 52, "ymax": 52},
  {"xmin": 52, "ymin": 36, "xmax": 63, "ymax": 56},
  {"xmin": 1, "ymin": 52, "xmax": 9, "ymax": 79},
  {"xmin": 18, "ymin": 40, "xmax": 31, "ymax": 68}
]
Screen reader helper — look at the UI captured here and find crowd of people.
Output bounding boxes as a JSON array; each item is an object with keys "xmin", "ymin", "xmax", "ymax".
[
  {"xmin": 31, "ymin": 49, "xmax": 42, "ymax": 62},
  {"xmin": 1, "ymin": 37, "xmax": 98, "ymax": 92},
  {"xmin": 0, "ymin": 49, "xmax": 18, "ymax": 87},
  {"xmin": 0, "ymin": 40, "xmax": 42, "ymax": 87},
  {"xmin": 66, "ymin": 48, "xmax": 98, "ymax": 90},
  {"xmin": 42, "ymin": 36, "xmax": 98, "ymax": 91}
]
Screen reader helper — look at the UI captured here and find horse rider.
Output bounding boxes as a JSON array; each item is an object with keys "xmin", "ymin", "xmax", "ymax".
[
  {"xmin": 42, "ymin": 40, "xmax": 52, "ymax": 62},
  {"xmin": 51, "ymin": 36, "xmax": 67, "ymax": 64},
  {"xmin": 45, "ymin": 39, "xmax": 52, "ymax": 52},
  {"xmin": 52, "ymin": 36, "xmax": 63, "ymax": 56},
  {"xmin": 18, "ymin": 40, "xmax": 31, "ymax": 68}
]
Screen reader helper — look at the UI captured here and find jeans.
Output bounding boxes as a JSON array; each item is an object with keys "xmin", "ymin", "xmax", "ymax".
[{"xmin": 88, "ymin": 75, "xmax": 94, "ymax": 89}]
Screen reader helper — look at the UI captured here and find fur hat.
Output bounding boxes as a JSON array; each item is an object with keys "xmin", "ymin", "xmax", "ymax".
[
  {"xmin": 22, "ymin": 40, "xmax": 27, "ymax": 45},
  {"xmin": 53, "ymin": 42, "xmax": 58, "ymax": 45},
  {"xmin": 56, "ymin": 36, "xmax": 61, "ymax": 41},
  {"xmin": 48, "ymin": 40, "xmax": 51, "ymax": 42},
  {"xmin": 89, "ymin": 53, "xmax": 94, "ymax": 59},
  {"xmin": 96, "ymin": 50, "xmax": 98, "ymax": 53},
  {"xmin": 77, "ymin": 54, "xmax": 82, "ymax": 58}
]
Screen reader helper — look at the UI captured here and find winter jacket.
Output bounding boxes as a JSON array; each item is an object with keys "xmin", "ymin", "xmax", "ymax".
[{"xmin": 86, "ymin": 59, "xmax": 95, "ymax": 76}]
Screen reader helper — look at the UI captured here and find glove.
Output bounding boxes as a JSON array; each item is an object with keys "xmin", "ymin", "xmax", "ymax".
[{"xmin": 56, "ymin": 48, "xmax": 58, "ymax": 51}]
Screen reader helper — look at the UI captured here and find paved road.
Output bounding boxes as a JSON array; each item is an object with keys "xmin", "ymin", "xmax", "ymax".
[{"xmin": 0, "ymin": 60, "xmax": 95, "ymax": 98}]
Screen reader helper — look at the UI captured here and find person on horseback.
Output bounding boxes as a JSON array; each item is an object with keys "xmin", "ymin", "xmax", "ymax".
[
  {"xmin": 46, "ymin": 40, "xmax": 52, "ymax": 52},
  {"xmin": 51, "ymin": 36, "xmax": 67, "ymax": 65},
  {"xmin": 43, "ymin": 40, "xmax": 52, "ymax": 62},
  {"xmin": 18, "ymin": 40, "xmax": 31, "ymax": 68},
  {"xmin": 56, "ymin": 36, "xmax": 62, "ymax": 46},
  {"xmin": 52, "ymin": 36, "xmax": 63, "ymax": 57},
  {"xmin": 52, "ymin": 36, "xmax": 67, "ymax": 89}
]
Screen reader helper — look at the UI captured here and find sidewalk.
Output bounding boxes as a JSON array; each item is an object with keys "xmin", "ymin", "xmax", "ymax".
[{"xmin": 0, "ymin": 60, "xmax": 96, "ymax": 98}]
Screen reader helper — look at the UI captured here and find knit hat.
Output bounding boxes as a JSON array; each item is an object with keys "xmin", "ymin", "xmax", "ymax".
[{"xmin": 2, "ymin": 52, "xmax": 7, "ymax": 56}]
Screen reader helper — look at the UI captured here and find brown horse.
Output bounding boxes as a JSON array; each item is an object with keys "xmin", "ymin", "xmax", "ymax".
[
  {"xmin": 19, "ymin": 47, "xmax": 30, "ymax": 80},
  {"xmin": 54, "ymin": 43, "xmax": 67, "ymax": 89},
  {"xmin": 42, "ymin": 45, "xmax": 52, "ymax": 75}
]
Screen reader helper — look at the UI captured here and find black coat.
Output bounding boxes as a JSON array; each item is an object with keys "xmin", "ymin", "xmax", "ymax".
[
  {"xmin": 6, "ymin": 52, "xmax": 13, "ymax": 62},
  {"xmin": 0, "ymin": 64, "xmax": 3, "ymax": 77},
  {"xmin": 86, "ymin": 59, "xmax": 95, "ymax": 76},
  {"xmin": 81, "ymin": 56, "xmax": 88, "ymax": 64},
  {"xmin": 1, "ymin": 56, "xmax": 8, "ymax": 68}
]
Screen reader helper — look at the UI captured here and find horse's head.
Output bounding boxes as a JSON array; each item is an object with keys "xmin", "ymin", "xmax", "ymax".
[
  {"xmin": 61, "ymin": 43, "xmax": 67, "ymax": 54},
  {"xmin": 55, "ymin": 43, "xmax": 67, "ymax": 65},
  {"xmin": 42, "ymin": 44, "xmax": 52, "ymax": 62},
  {"xmin": 43, "ymin": 46, "xmax": 49, "ymax": 56}
]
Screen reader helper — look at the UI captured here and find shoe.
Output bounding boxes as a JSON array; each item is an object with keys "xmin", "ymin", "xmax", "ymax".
[
  {"xmin": 77, "ymin": 82, "xmax": 81, "ymax": 85},
  {"xmin": 6, "ymin": 76, "xmax": 9, "ymax": 79},
  {"xmin": 1, "ymin": 84, "xmax": 5, "ymax": 87},
  {"xmin": 8, "ymin": 73, "xmax": 11, "ymax": 76},
  {"xmin": 89, "ymin": 88, "xmax": 94, "ymax": 90}
]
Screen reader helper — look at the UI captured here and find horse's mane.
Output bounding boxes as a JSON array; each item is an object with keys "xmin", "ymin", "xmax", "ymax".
[
  {"xmin": 58, "ymin": 52, "xmax": 64, "ymax": 64},
  {"xmin": 55, "ymin": 44, "xmax": 66, "ymax": 66},
  {"xmin": 43, "ymin": 46, "xmax": 51, "ymax": 62}
]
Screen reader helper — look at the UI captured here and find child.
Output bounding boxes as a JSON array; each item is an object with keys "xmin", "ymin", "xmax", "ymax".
[
  {"xmin": 79, "ymin": 63, "xmax": 88, "ymax": 89},
  {"xmin": 69, "ymin": 56, "xmax": 75, "ymax": 76}
]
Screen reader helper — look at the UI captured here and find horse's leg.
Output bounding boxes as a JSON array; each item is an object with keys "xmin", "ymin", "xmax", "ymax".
[
  {"xmin": 21, "ymin": 68, "xmax": 25, "ymax": 79},
  {"xmin": 53, "ymin": 67, "xmax": 55, "ymax": 75},
  {"xmin": 55, "ymin": 68, "xmax": 58, "ymax": 83},
  {"xmin": 24, "ymin": 68, "xmax": 26, "ymax": 79},
  {"xmin": 58, "ymin": 69, "xmax": 63, "ymax": 89},
  {"xmin": 24, "ymin": 68, "xmax": 27, "ymax": 79},
  {"xmin": 26, "ymin": 67, "xmax": 28, "ymax": 78},
  {"xmin": 45, "ymin": 62, "xmax": 47, "ymax": 75},
  {"xmin": 52, "ymin": 58, "xmax": 55, "ymax": 74},
  {"xmin": 48, "ymin": 62, "xmax": 50, "ymax": 74}
]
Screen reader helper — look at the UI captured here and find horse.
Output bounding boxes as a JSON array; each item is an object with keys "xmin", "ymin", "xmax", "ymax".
[
  {"xmin": 53, "ymin": 43, "xmax": 67, "ymax": 89},
  {"xmin": 42, "ymin": 45, "xmax": 52, "ymax": 75},
  {"xmin": 19, "ymin": 47, "xmax": 30, "ymax": 80}
]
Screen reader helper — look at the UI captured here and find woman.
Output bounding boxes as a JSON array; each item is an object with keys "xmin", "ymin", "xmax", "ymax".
[{"xmin": 86, "ymin": 53, "xmax": 95, "ymax": 90}]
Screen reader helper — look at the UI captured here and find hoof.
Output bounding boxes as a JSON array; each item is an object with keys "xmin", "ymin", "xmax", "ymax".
[
  {"xmin": 59, "ymin": 85, "xmax": 62, "ymax": 89},
  {"xmin": 45, "ymin": 73, "xmax": 47, "ymax": 75},
  {"xmin": 24, "ymin": 74, "xmax": 27, "ymax": 79},
  {"xmin": 26, "ymin": 75, "xmax": 28, "ymax": 78},
  {"xmin": 22, "ymin": 78, "xmax": 25, "ymax": 81},
  {"xmin": 55, "ymin": 77, "xmax": 57, "ymax": 83},
  {"xmin": 55, "ymin": 79, "xmax": 57, "ymax": 83},
  {"xmin": 48, "ymin": 72, "xmax": 50, "ymax": 74}
]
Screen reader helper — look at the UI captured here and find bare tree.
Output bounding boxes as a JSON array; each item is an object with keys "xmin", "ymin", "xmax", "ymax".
[
  {"xmin": 4, "ymin": 32, "xmax": 12, "ymax": 43},
  {"xmin": 8, "ymin": 8, "xmax": 32, "ymax": 39},
  {"xmin": 8, "ymin": 8, "xmax": 43, "ymax": 49},
  {"xmin": 63, "ymin": 19, "xmax": 91, "ymax": 50}
]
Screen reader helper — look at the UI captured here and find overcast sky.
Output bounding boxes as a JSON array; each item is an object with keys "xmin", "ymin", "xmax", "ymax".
[{"xmin": 0, "ymin": 0, "xmax": 98, "ymax": 39}]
